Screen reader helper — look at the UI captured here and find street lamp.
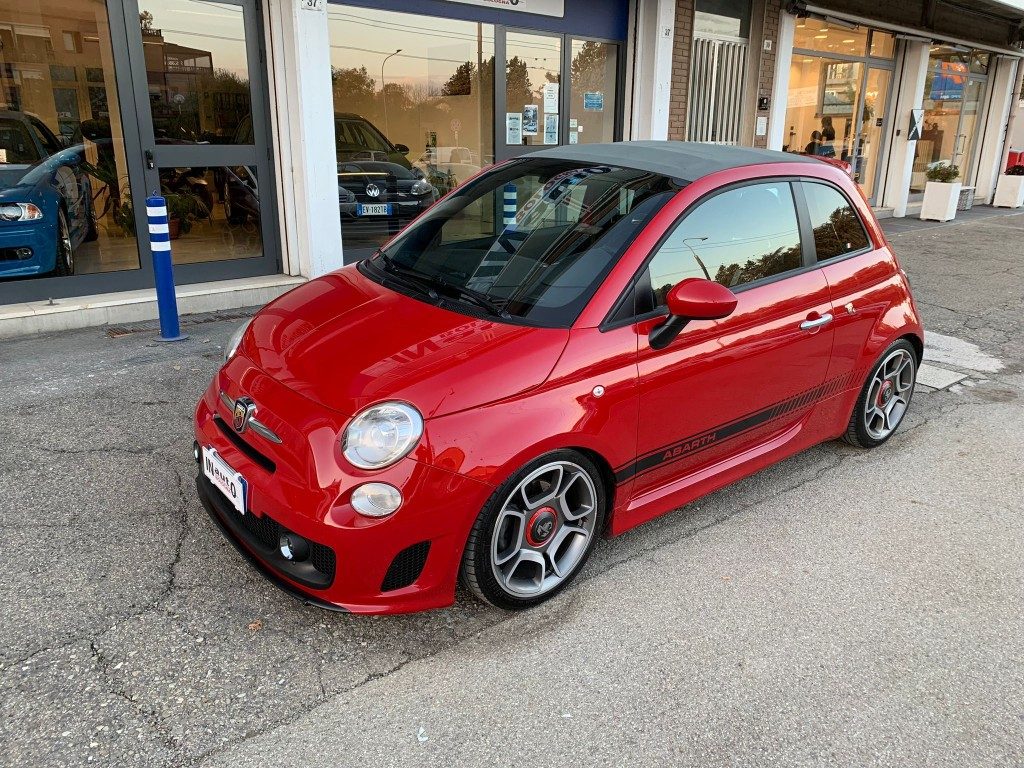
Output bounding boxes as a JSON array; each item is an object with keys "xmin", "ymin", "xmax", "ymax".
[{"xmin": 381, "ymin": 49, "xmax": 402, "ymax": 138}]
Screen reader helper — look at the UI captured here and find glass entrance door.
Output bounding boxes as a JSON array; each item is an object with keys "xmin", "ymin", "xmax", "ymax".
[
  {"xmin": 496, "ymin": 30, "xmax": 620, "ymax": 162},
  {"xmin": 120, "ymin": 0, "xmax": 278, "ymax": 281}
]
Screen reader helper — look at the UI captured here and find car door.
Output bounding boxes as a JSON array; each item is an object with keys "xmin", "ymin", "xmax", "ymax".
[
  {"xmin": 799, "ymin": 180, "xmax": 896, "ymax": 385},
  {"xmin": 626, "ymin": 180, "xmax": 835, "ymax": 499}
]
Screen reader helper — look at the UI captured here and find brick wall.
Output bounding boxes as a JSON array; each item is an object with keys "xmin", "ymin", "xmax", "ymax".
[
  {"xmin": 752, "ymin": 0, "xmax": 784, "ymax": 148},
  {"xmin": 668, "ymin": 0, "xmax": 695, "ymax": 141}
]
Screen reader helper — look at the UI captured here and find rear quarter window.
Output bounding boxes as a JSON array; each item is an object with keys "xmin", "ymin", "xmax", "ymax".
[{"xmin": 802, "ymin": 181, "xmax": 870, "ymax": 261}]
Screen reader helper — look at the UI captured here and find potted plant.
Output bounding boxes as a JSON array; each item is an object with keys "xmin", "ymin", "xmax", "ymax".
[
  {"xmin": 993, "ymin": 164, "xmax": 1024, "ymax": 209},
  {"xmin": 920, "ymin": 163, "xmax": 961, "ymax": 222},
  {"xmin": 112, "ymin": 187, "xmax": 210, "ymax": 239}
]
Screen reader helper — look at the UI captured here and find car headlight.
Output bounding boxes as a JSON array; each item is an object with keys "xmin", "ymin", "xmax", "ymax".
[
  {"xmin": 224, "ymin": 318, "xmax": 251, "ymax": 364},
  {"xmin": 342, "ymin": 401, "xmax": 423, "ymax": 470},
  {"xmin": 0, "ymin": 203, "xmax": 43, "ymax": 222},
  {"xmin": 409, "ymin": 179, "xmax": 434, "ymax": 196}
]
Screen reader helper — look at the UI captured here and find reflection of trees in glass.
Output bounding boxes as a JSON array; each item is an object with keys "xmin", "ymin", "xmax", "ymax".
[
  {"xmin": 571, "ymin": 41, "xmax": 606, "ymax": 93},
  {"xmin": 813, "ymin": 206, "xmax": 866, "ymax": 259},
  {"xmin": 506, "ymin": 56, "xmax": 533, "ymax": 107},
  {"xmin": 714, "ymin": 244, "xmax": 802, "ymax": 287},
  {"xmin": 332, "ymin": 66, "xmax": 376, "ymax": 117}
]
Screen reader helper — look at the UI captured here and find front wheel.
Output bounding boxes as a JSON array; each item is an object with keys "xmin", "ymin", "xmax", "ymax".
[
  {"xmin": 52, "ymin": 208, "xmax": 75, "ymax": 276},
  {"xmin": 843, "ymin": 339, "xmax": 917, "ymax": 448},
  {"xmin": 461, "ymin": 451, "xmax": 607, "ymax": 610}
]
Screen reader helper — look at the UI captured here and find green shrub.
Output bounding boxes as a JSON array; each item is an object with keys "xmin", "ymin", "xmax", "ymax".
[{"xmin": 926, "ymin": 163, "xmax": 960, "ymax": 183}]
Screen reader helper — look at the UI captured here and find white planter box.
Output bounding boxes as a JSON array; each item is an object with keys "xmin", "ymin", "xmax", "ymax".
[
  {"xmin": 920, "ymin": 181, "xmax": 961, "ymax": 222},
  {"xmin": 993, "ymin": 175, "xmax": 1024, "ymax": 208}
]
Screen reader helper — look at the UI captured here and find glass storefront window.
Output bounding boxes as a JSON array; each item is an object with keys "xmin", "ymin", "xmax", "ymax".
[
  {"xmin": 868, "ymin": 30, "xmax": 895, "ymax": 59},
  {"xmin": 0, "ymin": 0, "xmax": 140, "ymax": 281},
  {"xmin": 784, "ymin": 56, "xmax": 862, "ymax": 160},
  {"xmin": 136, "ymin": 2, "xmax": 266, "ymax": 266},
  {"xmin": 569, "ymin": 40, "xmax": 618, "ymax": 145},
  {"xmin": 139, "ymin": 1, "xmax": 254, "ymax": 146},
  {"xmin": 911, "ymin": 48, "xmax": 990, "ymax": 191},
  {"xmin": 793, "ymin": 18, "xmax": 868, "ymax": 57},
  {"xmin": 506, "ymin": 31, "xmax": 562, "ymax": 148},
  {"xmin": 328, "ymin": 6, "xmax": 495, "ymax": 259}
]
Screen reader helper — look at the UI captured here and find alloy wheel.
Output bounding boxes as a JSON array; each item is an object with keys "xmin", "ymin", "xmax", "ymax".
[
  {"xmin": 490, "ymin": 460, "xmax": 598, "ymax": 598},
  {"xmin": 863, "ymin": 348, "xmax": 915, "ymax": 440},
  {"xmin": 57, "ymin": 209, "xmax": 74, "ymax": 274}
]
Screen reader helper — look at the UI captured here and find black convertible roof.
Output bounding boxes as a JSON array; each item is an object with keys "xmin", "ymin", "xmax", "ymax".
[{"xmin": 527, "ymin": 140, "xmax": 818, "ymax": 182}]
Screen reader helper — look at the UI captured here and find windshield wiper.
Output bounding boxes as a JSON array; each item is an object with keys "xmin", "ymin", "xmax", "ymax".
[
  {"xmin": 369, "ymin": 251, "xmax": 440, "ymax": 301},
  {"xmin": 421, "ymin": 274, "xmax": 510, "ymax": 319},
  {"xmin": 372, "ymin": 252, "xmax": 508, "ymax": 319}
]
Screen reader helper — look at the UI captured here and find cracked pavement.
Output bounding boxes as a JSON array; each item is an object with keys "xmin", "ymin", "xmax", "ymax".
[{"xmin": 1, "ymin": 211, "xmax": 1023, "ymax": 766}]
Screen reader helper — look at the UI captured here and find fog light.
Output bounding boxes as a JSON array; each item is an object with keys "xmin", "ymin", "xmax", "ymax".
[
  {"xmin": 193, "ymin": 441, "xmax": 201, "ymax": 463},
  {"xmin": 279, "ymin": 533, "xmax": 309, "ymax": 561},
  {"xmin": 15, "ymin": 247, "xmax": 32, "ymax": 260},
  {"xmin": 351, "ymin": 483, "xmax": 402, "ymax": 518}
]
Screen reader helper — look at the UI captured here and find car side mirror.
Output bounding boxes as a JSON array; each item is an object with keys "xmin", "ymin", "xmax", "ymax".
[
  {"xmin": 649, "ymin": 278, "xmax": 738, "ymax": 350},
  {"xmin": 394, "ymin": 143, "xmax": 410, "ymax": 154}
]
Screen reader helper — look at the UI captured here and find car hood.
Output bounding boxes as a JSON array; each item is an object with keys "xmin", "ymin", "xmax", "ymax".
[
  {"xmin": 241, "ymin": 266, "xmax": 570, "ymax": 419},
  {"xmin": 0, "ymin": 165, "xmax": 45, "ymax": 196}
]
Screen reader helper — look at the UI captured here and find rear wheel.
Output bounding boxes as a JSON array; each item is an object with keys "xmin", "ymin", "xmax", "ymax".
[
  {"xmin": 843, "ymin": 339, "xmax": 917, "ymax": 448},
  {"xmin": 461, "ymin": 451, "xmax": 606, "ymax": 610}
]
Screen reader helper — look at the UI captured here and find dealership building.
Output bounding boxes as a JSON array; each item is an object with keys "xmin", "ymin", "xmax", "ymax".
[{"xmin": 1, "ymin": 0, "xmax": 1022, "ymax": 335}]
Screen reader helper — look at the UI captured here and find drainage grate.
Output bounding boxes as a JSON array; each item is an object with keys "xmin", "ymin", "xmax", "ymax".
[{"xmin": 105, "ymin": 309, "xmax": 255, "ymax": 338}]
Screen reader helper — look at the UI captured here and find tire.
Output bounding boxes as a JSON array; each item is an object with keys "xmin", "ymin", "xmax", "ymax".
[
  {"xmin": 843, "ymin": 339, "xmax": 917, "ymax": 449},
  {"xmin": 52, "ymin": 208, "xmax": 75, "ymax": 276},
  {"xmin": 461, "ymin": 450, "xmax": 607, "ymax": 610},
  {"xmin": 224, "ymin": 182, "xmax": 245, "ymax": 225}
]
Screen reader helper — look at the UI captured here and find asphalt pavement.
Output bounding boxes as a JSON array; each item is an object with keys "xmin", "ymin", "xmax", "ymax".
[{"xmin": 1, "ymin": 209, "xmax": 1022, "ymax": 767}]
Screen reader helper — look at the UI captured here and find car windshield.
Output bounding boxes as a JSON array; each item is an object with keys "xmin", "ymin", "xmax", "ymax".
[
  {"xmin": 366, "ymin": 158, "xmax": 681, "ymax": 327},
  {"xmin": 335, "ymin": 119, "xmax": 392, "ymax": 154},
  {"xmin": 0, "ymin": 119, "xmax": 41, "ymax": 165}
]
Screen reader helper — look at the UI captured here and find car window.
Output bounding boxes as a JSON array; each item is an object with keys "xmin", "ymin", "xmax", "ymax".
[
  {"xmin": 371, "ymin": 159, "xmax": 679, "ymax": 327},
  {"xmin": 645, "ymin": 181, "xmax": 803, "ymax": 308},
  {"xmin": 802, "ymin": 181, "xmax": 870, "ymax": 261},
  {"xmin": 28, "ymin": 117, "xmax": 61, "ymax": 156},
  {"xmin": 0, "ymin": 119, "xmax": 41, "ymax": 164}
]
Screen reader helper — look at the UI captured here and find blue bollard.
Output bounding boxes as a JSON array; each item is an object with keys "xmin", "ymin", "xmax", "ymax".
[
  {"xmin": 502, "ymin": 183, "xmax": 517, "ymax": 226},
  {"xmin": 146, "ymin": 195, "xmax": 187, "ymax": 342}
]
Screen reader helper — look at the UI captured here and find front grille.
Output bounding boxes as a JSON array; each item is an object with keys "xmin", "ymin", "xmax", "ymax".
[
  {"xmin": 214, "ymin": 415, "xmax": 276, "ymax": 473},
  {"xmin": 381, "ymin": 541, "xmax": 430, "ymax": 592}
]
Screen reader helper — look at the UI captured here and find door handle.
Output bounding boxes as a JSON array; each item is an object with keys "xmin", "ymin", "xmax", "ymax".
[
  {"xmin": 144, "ymin": 149, "xmax": 155, "ymax": 170},
  {"xmin": 800, "ymin": 312, "xmax": 833, "ymax": 331}
]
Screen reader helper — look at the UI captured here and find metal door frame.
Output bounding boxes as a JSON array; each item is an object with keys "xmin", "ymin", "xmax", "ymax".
[
  {"xmin": 494, "ymin": 27, "xmax": 623, "ymax": 163},
  {"xmin": 0, "ymin": 0, "xmax": 280, "ymax": 306},
  {"xmin": 120, "ymin": 0, "xmax": 280, "ymax": 283}
]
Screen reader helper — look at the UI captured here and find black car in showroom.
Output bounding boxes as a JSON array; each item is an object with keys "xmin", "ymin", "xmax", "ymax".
[{"xmin": 338, "ymin": 160, "xmax": 438, "ymax": 237}]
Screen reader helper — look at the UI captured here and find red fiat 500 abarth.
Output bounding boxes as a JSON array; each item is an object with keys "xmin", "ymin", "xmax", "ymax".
[{"xmin": 194, "ymin": 141, "xmax": 923, "ymax": 614}]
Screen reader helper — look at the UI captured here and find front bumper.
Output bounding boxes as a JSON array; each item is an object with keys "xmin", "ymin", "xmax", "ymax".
[
  {"xmin": 0, "ymin": 222, "xmax": 57, "ymax": 277},
  {"xmin": 194, "ymin": 365, "xmax": 494, "ymax": 614}
]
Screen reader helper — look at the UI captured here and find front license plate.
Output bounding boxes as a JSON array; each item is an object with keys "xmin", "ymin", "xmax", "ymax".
[
  {"xmin": 357, "ymin": 203, "xmax": 391, "ymax": 216},
  {"xmin": 202, "ymin": 446, "xmax": 247, "ymax": 516}
]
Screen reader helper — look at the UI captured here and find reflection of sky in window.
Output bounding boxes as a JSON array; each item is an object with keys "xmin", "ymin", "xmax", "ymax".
[
  {"xmin": 144, "ymin": 0, "xmax": 250, "ymax": 79},
  {"xmin": 327, "ymin": 8, "xmax": 564, "ymax": 94}
]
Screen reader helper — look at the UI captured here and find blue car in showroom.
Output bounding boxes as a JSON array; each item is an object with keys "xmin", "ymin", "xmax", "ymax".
[{"xmin": 0, "ymin": 110, "xmax": 96, "ymax": 279}]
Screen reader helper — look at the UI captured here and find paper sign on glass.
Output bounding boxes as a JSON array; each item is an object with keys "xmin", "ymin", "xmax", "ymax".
[
  {"xmin": 583, "ymin": 92, "xmax": 604, "ymax": 111},
  {"xmin": 543, "ymin": 83, "xmax": 559, "ymax": 113},
  {"xmin": 506, "ymin": 113, "xmax": 523, "ymax": 145},
  {"xmin": 569, "ymin": 131, "xmax": 579, "ymax": 145},
  {"xmin": 543, "ymin": 114, "xmax": 559, "ymax": 145},
  {"xmin": 522, "ymin": 105, "xmax": 538, "ymax": 136}
]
